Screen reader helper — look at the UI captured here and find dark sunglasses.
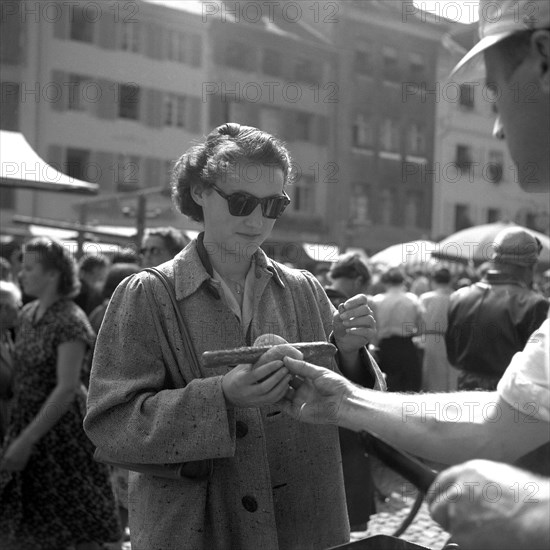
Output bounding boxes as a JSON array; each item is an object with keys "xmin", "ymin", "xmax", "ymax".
[{"xmin": 210, "ymin": 183, "xmax": 290, "ymax": 219}]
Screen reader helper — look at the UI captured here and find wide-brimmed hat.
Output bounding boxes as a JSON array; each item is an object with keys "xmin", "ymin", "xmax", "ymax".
[{"xmin": 451, "ymin": 0, "xmax": 550, "ymax": 79}]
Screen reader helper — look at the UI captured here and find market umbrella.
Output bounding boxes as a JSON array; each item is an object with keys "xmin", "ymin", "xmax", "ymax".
[
  {"xmin": 432, "ymin": 222, "xmax": 550, "ymax": 268},
  {"xmin": 369, "ymin": 240, "xmax": 437, "ymax": 267}
]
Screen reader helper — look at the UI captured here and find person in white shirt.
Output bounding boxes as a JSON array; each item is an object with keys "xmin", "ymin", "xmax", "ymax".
[{"xmin": 278, "ymin": 1, "xmax": 550, "ymax": 548}]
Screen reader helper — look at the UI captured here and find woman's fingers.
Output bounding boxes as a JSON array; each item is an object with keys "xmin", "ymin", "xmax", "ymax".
[{"xmin": 254, "ymin": 343, "xmax": 304, "ymax": 368}]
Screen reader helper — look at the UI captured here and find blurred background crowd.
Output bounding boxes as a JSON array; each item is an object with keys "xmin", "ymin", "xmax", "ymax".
[{"xmin": 1, "ymin": 223, "xmax": 548, "ymax": 548}]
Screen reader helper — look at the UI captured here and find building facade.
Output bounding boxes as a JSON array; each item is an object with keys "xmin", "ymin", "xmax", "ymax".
[{"xmin": 2, "ymin": 0, "xmax": 545, "ymax": 260}]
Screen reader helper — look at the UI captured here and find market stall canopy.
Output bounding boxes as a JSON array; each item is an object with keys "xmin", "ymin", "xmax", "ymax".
[
  {"xmin": 369, "ymin": 240, "xmax": 437, "ymax": 267},
  {"xmin": 0, "ymin": 130, "xmax": 98, "ymax": 194},
  {"xmin": 432, "ymin": 222, "xmax": 550, "ymax": 268}
]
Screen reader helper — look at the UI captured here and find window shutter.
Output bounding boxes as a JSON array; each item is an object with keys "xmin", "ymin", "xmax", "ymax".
[
  {"xmin": 53, "ymin": 1, "xmax": 69, "ymax": 39},
  {"xmin": 93, "ymin": 151, "xmax": 116, "ymax": 193},
  {"xmin": 146, "ymin": 23, "xmax": 163, "ymax": 60},
  {"xmin": 97, "ymin": 13, "xmax": 116, "ymax": 49},
  {"xmin": 186, "ymin": 96, "xmax": 201, "ymax": 133},
  {"xmin": 0, "ymin": 10, "xmax": 22, "ymax": 63},
  {"xmin": 188, "ymin": 34, "xmax": 202, "ymax": 67},
  {"xmin": 50, "ymin": 71, "xmax": 67, "ymax": 111},
  {"xmin": 208, "ymin": 94, "xmax": 226, "ymax": 128},
  {"xmin": 314, "ymin": 115, "xmax": 328, "ymax": 146},
  {"xmin": 142, "ymin": 88, "xmax": 162, "ymax": 128},
  {"xmin": 47, "ymin": 145, "xmax": 64, "ymax": 173},
  {"xmin": 283, "ymin": 110, "xmax": 296, "ymax": 142},
  {"xmin": 96, "ymin": 79, "xmax": 117, "ymax": 119}
]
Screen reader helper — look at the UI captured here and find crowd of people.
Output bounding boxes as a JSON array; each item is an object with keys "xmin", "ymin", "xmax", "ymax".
[
  {"xmin": 0, "ymin": 0, "xmax": 549, "ymax": 548},
  {"xmin": 0, "ymin": 228, "xmax": 189, "ymax": 549}
]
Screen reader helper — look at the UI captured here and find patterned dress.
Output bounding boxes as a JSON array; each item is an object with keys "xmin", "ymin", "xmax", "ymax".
[{"xmin": 0, "ymin": 299, "xmax": 120, "ymax": 550}]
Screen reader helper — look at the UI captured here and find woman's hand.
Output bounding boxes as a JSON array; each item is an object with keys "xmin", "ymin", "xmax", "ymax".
[
  {"xmin": 221, "ymin": 341, "xmax": 303, "ymax": 408},
  {"xmin": 0, "ymin": 435, "xmax": 34, "ymax": 471},
  {"xmin": 332, "ymin": 294, "xmax": 376, "ymax": 355}
]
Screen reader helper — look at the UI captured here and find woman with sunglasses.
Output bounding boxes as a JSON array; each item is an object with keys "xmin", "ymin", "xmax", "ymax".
[{"xmin": 85, "ymin": 123, "xmax": 383, "ymax": 550}]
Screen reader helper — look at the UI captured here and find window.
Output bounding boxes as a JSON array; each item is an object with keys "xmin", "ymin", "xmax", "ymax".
[
  {"xmin": 189, "ymin": 34, "xmax": 202, "ymax": 67},
  {"xmin": 294, "ymin": 58, "xmax": 319, "ymax": 84},
  {"xmin": 115, "ymin": 154, "xmax": 141, "ymax": 190},
  {"xmin": 0, "ymin": 187, "xmax": 15, "ymax": 209},
  {"xmin": 351, "ymin": 184, "xmax": 370, "ymax": 224},
  {"xmin": 381, "ymin": 118, "xmax": 400, "ymax": 151},
  {"xmin": 294, "ymin": 112, "xmax": 313, "ymax": 142},
  {"xmin": 352, "ymin": 113, "xmax": 373, "ymax": 149},
  {"xmin": 382, "ymin": 46, "xmax": 399, "ymax": 81},
  {"xmin": 70, "ymin": 6, "xmax": 94, "ymax": 43},
  {"xmin": 259, "ymin": 107, "xmax": 283, "ymax": 138},
  {"xmin": 176, "ymin": 96, "xmax": 186, "ymax": 127},
  {"xmin": 67, "ymin": 74, "xmax": 96, "ymax": 112},
  {"xmin": 292, "ymin": 175, "xmax": 315, "ymax": 214},
  {"xmin": 354, "ymin": 42, "xmax": 372, "ymax": 76},
  {"xmin": 409, "ymin": 52, "xmax": 425, "ymax": 81},
  {"xmin": 404, "ymin": 193, "xmax": 420, "ymax": 227},
  {"xmin": 118, "ymin": 84, "xmax": 140, "ymax": 120},
  {"xmin": 0, "ymin": 82, "xmax": 19, "ymax": 130},
  {"xmin": 407, "ymin": 123, "xmax": 426, "ymax": 155},
  {"xmin": 262, "ymin": 49, "xmax": 282, "ymax": 77},
  {"xmin": 487, "ymin": 208, "xmax": 500, "ymax": 223},
  {"xmin": 487, "ymin": 150, "xmax": 504, "ymax": 183},
  {"xmin": 459, "ymin": 84, "xmax": 475, "ymax": 109},
  {"xmin": 379, "ymin": 189, "xmax": 392, "ymax": 225},
  {"xmin": 164, "ymin": 93, "xmax": 186, "ymax": 127},
  {"xmin": 65, "ymin": 148, "xmax": 90, "ymax": 181},
  {"xmin": 67, "ymin": 75, "xmax": 83, "ymax": 111},
  {"xmin": 225, "ymin": 41, "xmax": 250, "ymax": 71},
  {"xmin": 455, "ymin": 144, "xmax": 473, "ymax": 170},
  {"xmin": 454, "ymin": 203, "xmax": 472, "ymax": 231},
  {"xmin": 120, "ymin": 21, "xmax": 140, "ymax": 53}
]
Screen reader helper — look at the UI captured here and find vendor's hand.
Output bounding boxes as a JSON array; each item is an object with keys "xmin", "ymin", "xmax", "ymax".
[
  {"xmin": 332, "ymin": 294, "xmax": 376, "ymax": 356},
  {"xmin": 0, "ymin": 435, "xmax": 34, "ymax": 471},
  {"xmin": 222, "ymin": 339, "xmax": 303, "ymax": 408},
  {"xmin": 279, "ymin": 357, "xmax": 355, "ymax": 425},
  {"xmin": 428, "ymin": 459, "xmax": 550, "ymax": 550}
]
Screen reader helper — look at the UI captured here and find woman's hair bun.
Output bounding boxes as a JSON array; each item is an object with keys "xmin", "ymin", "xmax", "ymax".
[{"xmin": 216, "ymin": 123, "xmax": 241, "ymax": 137}]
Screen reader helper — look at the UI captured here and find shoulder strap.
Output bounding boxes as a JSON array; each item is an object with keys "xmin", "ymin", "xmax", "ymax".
[{"xmin": 143, "ymin": 267, "xmax": 202, "ymax": 380}]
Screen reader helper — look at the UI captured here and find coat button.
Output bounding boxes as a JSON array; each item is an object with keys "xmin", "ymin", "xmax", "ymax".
[
  {"xmin": 236, "ymin": 421, "xmax": 248, "ymax": 438},
  {"xmin": 242, "ymin": 495, "xmax": 258, "ymax": 512}
]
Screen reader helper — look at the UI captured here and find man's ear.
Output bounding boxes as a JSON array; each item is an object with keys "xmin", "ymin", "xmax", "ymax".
[{"xmin": 531, "ymin": 29, "xmax": 550, "ymax": 93}]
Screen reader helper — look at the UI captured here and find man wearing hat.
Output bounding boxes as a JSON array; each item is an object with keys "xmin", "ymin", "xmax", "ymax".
[
  {"xmin": 446, "ymin": 226, "xmax": 548, "ymax": 391},
  {"xmin": 277, "ymin": 0, "xmax": 550, "ymax": 547}
]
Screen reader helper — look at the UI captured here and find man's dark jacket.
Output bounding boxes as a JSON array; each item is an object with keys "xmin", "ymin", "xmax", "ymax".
[{"xmin": 446, "ymin": 270, "xmax": 549, "ymax": 378}]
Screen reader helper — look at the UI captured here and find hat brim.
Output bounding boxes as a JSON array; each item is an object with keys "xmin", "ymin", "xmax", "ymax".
[{"xmin": 450, "ymin": 31, "xmax": 516, "ymax": 81}]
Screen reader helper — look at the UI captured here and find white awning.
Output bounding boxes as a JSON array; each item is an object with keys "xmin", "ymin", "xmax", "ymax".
[
  {"xmin": 0, "ymin": 130, "xmax": 98, "ymax": 194},
  {"xmin": 302, "ymin": 242, "xmax": 340, "ymax": 262}
]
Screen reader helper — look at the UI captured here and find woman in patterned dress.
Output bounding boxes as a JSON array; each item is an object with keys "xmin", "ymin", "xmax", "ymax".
[{"xmin": 0, "ymin": 238, "xmax": 120, "ymax": 550}]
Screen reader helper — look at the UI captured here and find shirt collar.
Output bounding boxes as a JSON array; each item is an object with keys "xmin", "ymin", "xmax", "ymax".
[{"xmin": 173, "ymin": 233, "xmax": 285, "ymax": 300}]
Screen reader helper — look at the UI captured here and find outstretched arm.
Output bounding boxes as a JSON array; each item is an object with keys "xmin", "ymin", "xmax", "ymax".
[{"xmin": 280, "ymin": 357, "xmax": 549, "ymax": 465}]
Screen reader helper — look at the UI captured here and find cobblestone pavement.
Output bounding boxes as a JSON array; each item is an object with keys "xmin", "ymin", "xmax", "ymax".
[{"xmin": 350, "ymin": 458, "xmax": 451, "ymax": 550}]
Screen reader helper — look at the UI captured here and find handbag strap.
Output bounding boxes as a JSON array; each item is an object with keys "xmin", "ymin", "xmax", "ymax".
[{"xmin": 143, "ymin": 267, "xmax": 202, "ymax": 380}]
